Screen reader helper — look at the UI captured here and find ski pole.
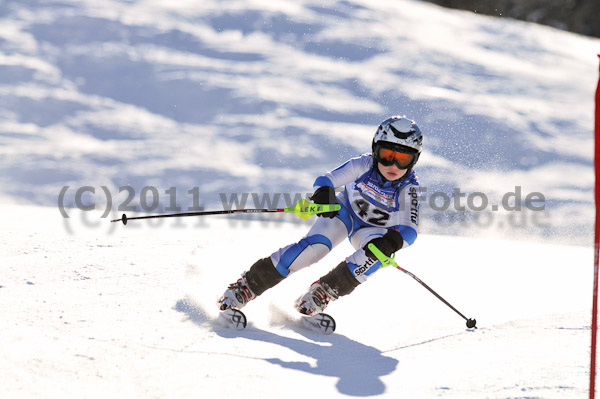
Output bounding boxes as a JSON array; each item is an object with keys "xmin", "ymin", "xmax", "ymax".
[
  {"xmin": 111, "ymin": 198, "xmax": 341, "ymax": 225},
  {"xmin": 368, "ymin": 243, "xmax": 477, "ymax": 329}
]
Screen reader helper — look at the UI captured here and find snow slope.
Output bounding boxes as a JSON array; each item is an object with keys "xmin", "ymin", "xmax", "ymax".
[
  {"xmin": 0, "ymin": 0, "xmax": 599, "ymax": 397},
  {"xmin": 0, "ymin": 205, "xmax": 593, "ymax": 398},
  {"xmin": 0, "ymin": 0, "xmax": 598, "ymax": 243}
]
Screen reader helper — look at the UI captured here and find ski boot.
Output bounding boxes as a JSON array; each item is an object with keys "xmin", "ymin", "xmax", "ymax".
[
  {"xmin": 218, "ymin": 273, "xmax": 256, "ymax": 311},
  {"xmin": 295, "ymin": 280, "xmax": 335, "ymax": 316}
]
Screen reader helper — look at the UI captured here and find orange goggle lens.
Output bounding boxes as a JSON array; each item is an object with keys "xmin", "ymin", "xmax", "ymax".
[{"xmin": 378, "ymin": 148, "xmax": 415, "ymax": 169}]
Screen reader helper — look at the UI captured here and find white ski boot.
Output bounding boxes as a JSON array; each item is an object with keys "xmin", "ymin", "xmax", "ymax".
[
  {"xmin": 295, "ymin": 280, "xmax": 334, "ymax": 316},
  {"xmin": 218, "ymin": 273, "xmax": 256, "ymax": 311}
]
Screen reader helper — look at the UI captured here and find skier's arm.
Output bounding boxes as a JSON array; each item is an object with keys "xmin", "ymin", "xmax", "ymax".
[
  {"xmin": 390, "ymin": 184, "xmax": 420, "ymax": 248},
  {"xmin": 363, "ymin": 229, "xmax": 403, "ymax": 258},
  {"xmin": 362, "ymin": 224, "xmax": 417, "ymax": 260},
  {"xmin": 309, "ymin": 186, "xmax": 338, "ymax": 218},
  {"xmin": 392, "ymin": 225, "xmax": 418, "ymax": 247},
  {"xmin": 311, "ymin": 154, "xmax": 371, "ymax": 218},
  {"xmin": 313, "ymin": 154, "xmax": 371, "ymax": 189}
]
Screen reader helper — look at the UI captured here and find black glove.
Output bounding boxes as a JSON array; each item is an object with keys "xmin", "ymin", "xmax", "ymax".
[
  {"xmin": 363, "ymin": 230, "xmax": 404, "ymax": 260},
  {"xmin": 310, "ymin": 186, "xmax": 339, "ymax": 218}
]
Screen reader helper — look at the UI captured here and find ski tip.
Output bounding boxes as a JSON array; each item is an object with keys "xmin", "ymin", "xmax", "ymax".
[
  {"xmin": 218, "ymin": 308, "xmax": 247, "ymax": 330},
  {"xmin": 302, "ymin": 312, "xmax": 336, "ymax": 335}
]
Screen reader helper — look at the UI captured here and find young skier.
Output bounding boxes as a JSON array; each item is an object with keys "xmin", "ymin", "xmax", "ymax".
[{"xmin": 218, "ymin": 115, "xmax": 423, "ymax": 316}]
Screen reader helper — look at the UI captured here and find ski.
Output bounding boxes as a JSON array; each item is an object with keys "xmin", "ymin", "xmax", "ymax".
[
  {"xmin": 217, "ymin": 309, "xmax": 336, "ymax": 335},
  {"xmin": 218, "ymin": 308, "xmax": 247, "ymax": 330},
  {"xmin": 301, "ymin": 313, "xmax": 336, "ymax": 335}
]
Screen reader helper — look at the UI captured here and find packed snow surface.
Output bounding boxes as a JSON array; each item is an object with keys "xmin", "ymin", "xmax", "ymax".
[
  {"xmin": 0, "ymin": 206, "xmax": 593, "ymax": 398},
  {"xmin": 0, "ymin": 0, "xmax": 598, "ymax": 397}
]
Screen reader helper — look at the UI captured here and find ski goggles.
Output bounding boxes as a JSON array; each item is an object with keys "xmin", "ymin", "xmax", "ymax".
[{"xmin": 377, "ymin": 147, "xmax": 416, "ymax": 169}]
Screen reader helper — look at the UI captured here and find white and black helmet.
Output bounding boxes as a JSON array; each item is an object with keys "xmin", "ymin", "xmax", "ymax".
[{"xmin": 372, "ymin": 116, "xmax": 423, "ymax": 170}]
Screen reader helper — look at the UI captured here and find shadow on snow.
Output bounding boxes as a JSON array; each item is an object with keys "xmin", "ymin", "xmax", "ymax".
[{"xmin": 174, "ymin": 298, "xmax": 398, "ymax": 397}]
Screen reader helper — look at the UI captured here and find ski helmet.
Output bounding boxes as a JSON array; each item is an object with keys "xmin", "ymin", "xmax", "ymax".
[{"xmin": 372, "ymin": 116, "xmax": 423, "ymax": 170}]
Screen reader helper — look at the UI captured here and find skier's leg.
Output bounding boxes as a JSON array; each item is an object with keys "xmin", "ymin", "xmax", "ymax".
[
  {"xmin": 344, "ymin": 227, "xmax": 391, "ymax": 283},
  {"xmin": 270, "ymin": 213, "xmax": 350, "ymax": 277},
  {"xmin": 295, "ymin": 260, "xmax": 360, "ymax": 315},
  {"xmin": 218, "ymin": 257, "xmax": 284, "ymax": 311},
  {"xmin": 218, "ymin": 207, "xmax": 353, "ymax": 311},
  {"xmin": 296, "ymin": 227, "xmax": 389, "ymax": 315}
]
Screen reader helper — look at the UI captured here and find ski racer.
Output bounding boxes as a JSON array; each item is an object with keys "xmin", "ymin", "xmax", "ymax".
[{"xmin": 218, "ymin": 116, "xmax": 423, "ymax": 316}]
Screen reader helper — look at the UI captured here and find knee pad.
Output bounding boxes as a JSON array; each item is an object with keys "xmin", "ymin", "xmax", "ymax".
[{"xmin": 272, "ymin": 234, "xmax": 332, "ymax": 276}]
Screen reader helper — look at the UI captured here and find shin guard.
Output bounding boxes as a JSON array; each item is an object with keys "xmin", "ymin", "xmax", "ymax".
[
  {"xmin": 320, "ymin": 261, "xmax": 360, "ymax": 299},
  {"xmin": 244, "ymin": 257, "xmax": 285, "ymax": 296}
]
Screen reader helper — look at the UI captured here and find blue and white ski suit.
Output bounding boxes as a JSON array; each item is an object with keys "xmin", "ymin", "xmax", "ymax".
[{"xmin": 270, "ymin": 153, "xmax": 420, "ymax": 283}]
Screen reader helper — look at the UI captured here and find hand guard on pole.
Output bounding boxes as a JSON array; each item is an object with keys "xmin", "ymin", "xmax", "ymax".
[
  {"xmin": 310, "ymin": 186, "xmax": 339, "ymax": 218},
  {"xmin": 363, "ymin": 229, "xmax": 404, "ymax": 259}
]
